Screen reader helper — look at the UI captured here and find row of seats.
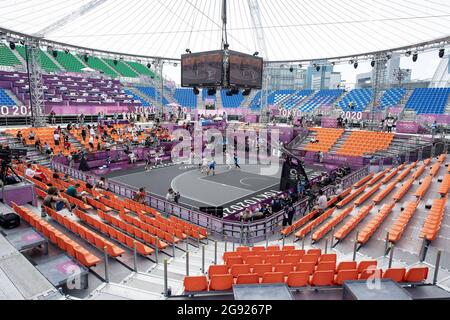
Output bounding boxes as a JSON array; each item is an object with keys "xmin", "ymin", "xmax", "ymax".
[
  {"xmin": 74, "ymin": 209, "xmax": 154, "ymax": 256},
  {"xmin": 12, "ymin": 203, "xmax": 101, "ymax": 267},
  {"xmin": 353, "ymin": 173, "xmax": 374, "ymax": 188},
  {"xmin": 295, "ymin": 208, "xmax": 336, "ymax": 239},
  {"xmin": 405, "ymin": 88, "xmax": 450, "ymax": 114},
  {"xmin": 311, "ymin": 206, "xmax": 353, "ymax": 242},
  {"xmin": 367, "ymin": 168, "xmax": 390, "ymax": 186},
  {"xmin": 388, "ymin": 201, "xmax": 419, "ymax": 243},
  {"xmin": 420, "ymin": 196, "xmax": 448, "ymax": 241},
  {"xmin": 336, "ymin": 185, "xmax": 367, "ymax": 208},
  {"xmin": 184, "ymin": 265, "xmax": 428, "ymax": 292},
  {"xmin": 336, "ymin": 131, "xmax": 395, "ymax": 157},
  {"xmin": 357, "ymin": 202, "xmax": 395, "ymax": 244},
  {"xmin": 43, "ymin": 206, "xmax": 124, "ymax": 257},
  {"xmin": 96, "ymin": 208, "xmax": 169, "ymax": 250},
  {"xmin": 438, "ymin": 174, "xmax": 450, "ymax": 195},
  {"xmin": 334, "ymin": 205, "xmax": 373, "ymax": 241},
  {"xmin": 0, "ymin": 88, "xmax": 15, "ymax": 106},
  {"xmin": 354, "ymin": 182, "xmax": 382, "ymax": 206},
  {"xmin": 304, "ymin": 128, "xmax": 344, "ymax": 153},
  {"xmin": 393, "ymin": 178, "xmax": 415, "ymax": 202}
]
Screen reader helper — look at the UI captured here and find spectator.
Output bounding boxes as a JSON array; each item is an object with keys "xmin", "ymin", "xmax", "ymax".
[
  {"xmin": 88, "ymin": 135, "xmax": 94, "ymax": 150},
  {"xmin": 316, "ymin": 190, "xmax": 328, "ymax": 217},
  {"xmin": 25, "ymin": 164, "xmax": 38, "ymax": 179},
  {"xmin": 66, "ymin": 183, "xmax": 87, "ymax": 202},
  {"xmin": 28, "ymin": 130, "xmax": 35, "ymax": 141},
  {"xmin": 16, "ymin": 130, "xmax": 23, "ymax": 143},
  {"xmin": 41, "ymin": 186, "xmax": 72, "ymax": 217},
  {"xmin": 81, "ymin": 127, "xmax": 87, "ymax": 141},
  {"xmin": 166, "ymin": 188, "xmax": 176, "ymax": 202},
  {"xmin": 133, "ymin": 187, "xmax": 147, "ymax": 205},
  {"xmin": 96, "ymin": 177, "xmax": 107, "ymax": 191},
  {"xmin": 128, "ymin": 152, "xmax": 137, "ymax": 164}
]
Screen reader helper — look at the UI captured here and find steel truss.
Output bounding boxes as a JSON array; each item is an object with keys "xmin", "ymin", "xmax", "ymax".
[{"xmin": 25, "ymin": 39, "xmax": 46, "ymax": 127}]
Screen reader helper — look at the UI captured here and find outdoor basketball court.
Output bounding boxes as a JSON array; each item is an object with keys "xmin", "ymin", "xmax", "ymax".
[{"xmin": 106, "ymin": 163, "xmax": 325, "ymax": 216}]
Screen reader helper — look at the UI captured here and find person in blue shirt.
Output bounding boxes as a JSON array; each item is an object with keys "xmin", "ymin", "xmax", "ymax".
[{"xmin": 207, "ymin": 159, "xmax": 216, "ymax": 176}]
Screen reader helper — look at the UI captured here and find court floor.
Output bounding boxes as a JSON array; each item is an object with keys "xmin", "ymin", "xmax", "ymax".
[{"xmin": 108, "ymin": 162, "xmax": 325, "ymax": 218}]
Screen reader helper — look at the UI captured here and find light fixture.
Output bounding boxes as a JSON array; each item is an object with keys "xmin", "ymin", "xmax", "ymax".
[
  {"xmin": 439, "ymin": 48, "xmax": 445, "ymax": 58},
  {"xmin": 185, "ymin": 48, "xmax": 191, "ymax": 54},
  {"xmin": 289, "ymin": 66, "xmax": 293, "ymax": 72},
  {"xmin": 349, "ymin": 59, "xmax": 354, "ymax": 64},
  {"xmin": 9, "ymin": 41, "xmax": 15, "ymax": 50},
  {"xmin": 405, "ymin": 50, "xmax": 411, "ymax": 57},
  {"xmin": 298, "ymin": 63, "xmax": 302, "ymax": 68},
  {"xmin": 316, "ymin": 65, "xmax": 320, "ymax": 72},
  {"xmin": 113, "ymin": 59, "xmax": 118, "ymax": 65},
  {"xmin": 193, "ymin": 86, "xmax": 200, "ymax": 95},
  {"xmin": 353, "ymin": 61, "xmax": 358, "ymax": 69},
  {"xmin": 207, "ymin": 87, "xmax": 216, "ymax": 96},
  {"xmin": 386, "ymin": 53, "xmax": 392, "ymax": 60},
  {"xmin": 65, "ymin": 49, "xmax": 70, "ymax": 54},
  {"xmin": 412, "ymin": 53, "xmax": 418, "ymax": 62},
  {"xmin": 371, "ymin": 60, "xmax": 375, "ymax": 67},
  {"xmin": 173, "ymin": 63, "xmax": 178, "ymax": 67},
  {"xmin": 84, "ymin": 54, "xmax": 89, "ymax": 62},
  {"xmin": 253, "ymin": 52, "xmax": 259, "ymax": 56},
  {"xmin": 52, "ymin": 50, "xmax": 58, "ymax": 58},
  {"xmin": 243, "ymin": 88, "xmax": 251, "ymax": 96}
]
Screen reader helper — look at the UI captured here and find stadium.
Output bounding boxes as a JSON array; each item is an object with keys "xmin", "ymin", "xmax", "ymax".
[{"xmin": 0, "ymin": 0, "xmax": 449, "ymax": 306}]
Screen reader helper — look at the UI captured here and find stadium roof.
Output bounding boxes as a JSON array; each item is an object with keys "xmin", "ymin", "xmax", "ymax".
[{"xmin": 1, "ymin": 0, "xmax": 449, "ymax": 61}]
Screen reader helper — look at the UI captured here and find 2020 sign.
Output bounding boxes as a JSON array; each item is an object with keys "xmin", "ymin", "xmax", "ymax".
[{"xmin": 0, "ymin": 105, "xmax": 31, "ymax": 116}]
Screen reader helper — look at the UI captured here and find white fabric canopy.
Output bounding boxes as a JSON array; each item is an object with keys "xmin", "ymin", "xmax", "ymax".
[{"xmin": 0, "ymin": 0, "xmax": 449, "ymax": 61}]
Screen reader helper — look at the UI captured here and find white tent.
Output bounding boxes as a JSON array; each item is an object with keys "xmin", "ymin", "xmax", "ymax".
[{"xmin": 0, "ymin": 0, "xmax": 449, "ymax": 61}]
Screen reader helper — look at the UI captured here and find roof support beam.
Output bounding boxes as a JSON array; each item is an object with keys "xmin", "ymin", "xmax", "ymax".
[
  {"xmin": 34, "ymin": 0, "xmax": 108, "ymax": 37},
  {"xmin": 247, "ymin": 0, "xmax": 269, "ymax": 59}
]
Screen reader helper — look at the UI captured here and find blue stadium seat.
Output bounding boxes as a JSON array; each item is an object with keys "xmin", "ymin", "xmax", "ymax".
[
  {"xmin": 338, "ymin": 88, "xmax": 373, "ymax": 112},
  {"xmin": 380, "ymin": 88, "xmax": 406, "ymax": 108},
  {"xmin": 174, "ymin": 88, "xmax": 197, "ymax": 108},
  {"xmin": 405, "ymin": 87, "xmax": 450, "ymax": 114},
  {"xmin": 135, "ymin": 86, "xmax": 169, "ymax": 105},
  {"xmin": 300, "ymin": 89, "xmax": 343, "ymax": 112},
  {"xmin": 267, "ymin": 90, "xmax": 296, "ymax": 105},
  {"xmin": 282, "ymin": 90, "xmax": 314, "ymax": 109},
  {"xmin": 124, "ymin": 89, "xmax": 150, "ymax": 106},
  {"xmin": 0, "ymin": 89, "xmax": 15, "ymax": 106},
  {"xmin": 221, "ymin": 89, "xmax": 244, "ymax": 108}
]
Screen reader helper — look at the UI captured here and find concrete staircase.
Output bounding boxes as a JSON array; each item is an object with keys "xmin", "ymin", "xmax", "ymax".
[
  {"xmin": 74, "ymin": 54, "xmax": 90, "ymax": 69},
  {"xmin": 328, "ymin": 131, "xmax": 352, "ymax": 154},
  {"xmin": 196, "ymin": 94, "xmax": 204, "ymax": 110},
  {"xmin": 9, "ymin": 47, "xmax": 27, "ymax": 70},
  {"xmin": 291, "ymin": 131, "xmax": 315, "ymax": 150},
  {"xmin": 445, "ymin": 94, "xmax": 450, "ymax": 114},
  {"xmin": 242, "ymin": 90, "xmax": 258, "ymax": 108},
  {"xmin": 215, "ymin": 91, "xmax": 224, "ymax": 109},
  {"xmin": 90, "ymin": 240, "xmax": 227, "ymax": 299}
]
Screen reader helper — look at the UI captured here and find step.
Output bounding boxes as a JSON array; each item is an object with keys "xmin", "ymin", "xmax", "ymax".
[
  {"xmin": 90, "ymin": 283, "xmax": 163, "ymax": 300},
  {"xmin": 43, "ymin": 51, "xmax": 65, "ymax": 71}
]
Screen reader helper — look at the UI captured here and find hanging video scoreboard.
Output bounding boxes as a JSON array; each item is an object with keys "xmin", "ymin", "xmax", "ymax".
[{"xmin": 181, "ymin": 50, "xmax": 263, "ymax": 89}]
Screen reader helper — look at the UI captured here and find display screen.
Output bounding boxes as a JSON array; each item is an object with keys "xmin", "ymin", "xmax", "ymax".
[
  {"xmin": 181, "ymin": 50, "xmax": 223, "ymax": 87},
  {"xmin": 228, "ymin": 50, "xmax": 263, "ymax": 89}
]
